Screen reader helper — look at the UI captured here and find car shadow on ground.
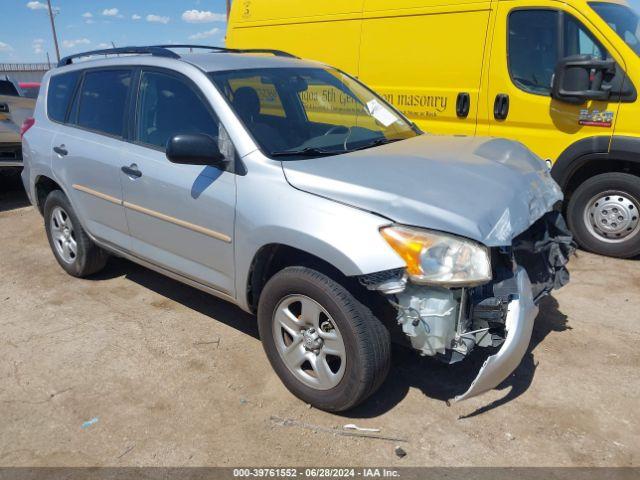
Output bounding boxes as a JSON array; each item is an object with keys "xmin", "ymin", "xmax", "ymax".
[
  {"xmin": 349, "ymin": 295, "xmax": 570, "ymax": 419},
  {"xmin": 0, "ymin": 170, "xmax": 30, "ymax": 213},
  {"xmin": 93, "ymin": 257, "xmax": 570, "ymax": 418},
  {"xmin": 94, "ymin": 257, "xmax": 259, "ymax": 338}
]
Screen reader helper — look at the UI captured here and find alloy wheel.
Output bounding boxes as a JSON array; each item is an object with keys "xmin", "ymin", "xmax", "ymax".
[
  {"xmin": 50, "ymin": 206, "xmax": 78, "ymax": 264},
  {"xmin": 272, "ymin": 295, "xmax": 346, "ymax": 390}
]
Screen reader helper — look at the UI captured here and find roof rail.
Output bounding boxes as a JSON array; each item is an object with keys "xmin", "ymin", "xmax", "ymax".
[
  {"xmin": 153, "ymin": 45, "xmax": 299, "ymax": 58},
  {"xmin": 58, "ymin": 46, "xmax": 180, "ymax": 67},
  {"xmin": 57, "ymin": 44, "xmax": 300, "ymax": 68}
]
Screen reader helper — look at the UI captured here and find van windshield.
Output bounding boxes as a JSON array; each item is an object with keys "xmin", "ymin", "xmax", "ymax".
[
  {"xmin": 209, "ymin": 67, "xmax": 419, "ymax": 158},
  {"xmin": 590, "ymin": 2, "xmax": 640, "ymax": 56}
]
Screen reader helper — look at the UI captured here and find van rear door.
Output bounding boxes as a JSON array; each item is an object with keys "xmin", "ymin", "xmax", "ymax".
[
  {"xmin": 484, "ymin": 1, "xmax": 624, "ymax": 164},
  {"xmin": 358, "ymin": 0, "xmax": 493, "ymax": 135}
]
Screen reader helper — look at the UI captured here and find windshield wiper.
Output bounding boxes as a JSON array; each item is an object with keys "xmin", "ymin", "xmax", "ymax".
[
  {"xmin": 350, "ymin": 137, "xmax": 404, "ymax": 152},
  {"xmin": 270, "ymin": 147, "xmax": 343, "ymax": 157}
]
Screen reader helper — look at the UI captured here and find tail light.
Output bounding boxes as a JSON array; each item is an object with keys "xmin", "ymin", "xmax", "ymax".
[{"xmin": 20, "ymin": 117, "xmax": 35, "ymax": 138}]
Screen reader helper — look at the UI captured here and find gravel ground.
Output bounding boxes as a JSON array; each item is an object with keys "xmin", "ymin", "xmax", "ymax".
[{"xmin": 0, "ymin": 171, "xmax": 638, "ymax": 467}]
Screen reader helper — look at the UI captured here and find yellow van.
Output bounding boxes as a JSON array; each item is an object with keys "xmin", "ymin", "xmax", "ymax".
[{"xmin": 227, "ymin": 0, "xmax": 640, "ymax": 258}]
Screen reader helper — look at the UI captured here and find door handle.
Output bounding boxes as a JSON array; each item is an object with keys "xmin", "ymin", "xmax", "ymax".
[
  {"xmin": 456, "ymin": 92, "xmax": 471, "ymax": 118},
  {"xmin": 493, "ymin": 94, "xmax": 510, "ymax": 120},
  {"xmin": 0, "ymin": 103, "xmax": 8, "ymax": 113},
  {"xmin": 53, "ymin": 145, "xmax": 68, "ymax": 156},
  {"xmin": 121, "ymin": 164, "xmax": 142, "ymax": 178}
]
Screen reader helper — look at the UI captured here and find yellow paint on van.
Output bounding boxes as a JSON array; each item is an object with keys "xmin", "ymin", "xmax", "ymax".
[{"xmin": 227, "ymin": 0, "xmax": 640, "ymax": 166}]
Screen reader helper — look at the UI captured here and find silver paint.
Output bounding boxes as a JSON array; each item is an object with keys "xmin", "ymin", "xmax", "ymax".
[
  {"xmin": 21, "ymin": 51, "xmax": 560, "ymax": 404},
  {"xmin": 282, "ymin": 135, "xmax": 563, "ymax": 247},
  {"xmin": 454, "ymin": 267, "xmax": 538, "ymax": 402}
]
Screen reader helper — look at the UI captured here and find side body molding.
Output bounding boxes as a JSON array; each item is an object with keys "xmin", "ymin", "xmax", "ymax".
[
  {"xmin": 551, "ymin": 136, "xmax": 611, "ymax": 189},
  {"xmin": 551, "ymin": 135, "xmax": 640, "ymax": 190}
]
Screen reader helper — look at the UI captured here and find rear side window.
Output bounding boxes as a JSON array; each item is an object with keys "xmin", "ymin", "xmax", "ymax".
[
  {"xmin": 47, "ymin": 71, "xmax": 80, "ymax": 122},
  {"xmin": 76, "ymin": 69, "xmax": 132, "ymax": 137},
  {"xmin": 508, "ymin": 10, "xmax": 607, "ymax": 95},
  {"xmin": 135, "ymin": 70, "xmax": 219, "ymax": 150}
]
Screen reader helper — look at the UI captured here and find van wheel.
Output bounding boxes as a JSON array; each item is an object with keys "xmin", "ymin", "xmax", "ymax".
[
  {"xmin": 44, "ymin": 190, "xmax": 109, "ymax": 277},
  {"xmin": 257, "ymin": 267, "xmax": 391, "ymax": 412},
  {"xmin": 567, "ymin": 172, "xmax": 640, "ymax": 258}
]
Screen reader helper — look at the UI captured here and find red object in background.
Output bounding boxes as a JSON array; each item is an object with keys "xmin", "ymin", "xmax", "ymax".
[
  {"xmin": 20, "ymin": 117, "xmax": 35, "ymax": 138},
  {"xmin": 19, "ymin": 82, "xmax": 41, "ymax": 89}
]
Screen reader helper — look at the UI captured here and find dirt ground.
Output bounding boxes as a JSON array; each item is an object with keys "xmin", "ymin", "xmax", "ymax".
[{"xmin": 0, "ymin": 170, "xmax": 638, "ymax": 467}]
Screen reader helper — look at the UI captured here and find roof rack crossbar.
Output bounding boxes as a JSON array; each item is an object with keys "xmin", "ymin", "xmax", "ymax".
[
  {"xmin": 153, "ymin": 45, "xmax": 299, "ymax": 58},
  {"xmin": 58, "ymin": 46, "xmax": 180, "ymax": 67}
]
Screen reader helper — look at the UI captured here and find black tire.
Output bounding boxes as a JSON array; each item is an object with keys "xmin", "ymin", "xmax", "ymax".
[
  {"xmin": 257, "ymin": 266, "xmax": 391, "ymax": 412},
  {"xmin": 567, "ymin": 172, "xmax": 640, "ymax": 258},
  {"xmin": 43, "ymin": 190, "xmax": 108, "ymax": 277}
]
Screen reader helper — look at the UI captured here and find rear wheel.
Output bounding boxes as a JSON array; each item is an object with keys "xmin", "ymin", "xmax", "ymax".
[
  {"xmin": 44, "ymin": 190, "xmax": 109, "ymax": 277},
  {"xmin": 567, "ymin": 172, "xmax": 640, "ymax": 258},
  {"xmin": 257, "ymin": 267, "xmax": 391, "ymax": 412}
]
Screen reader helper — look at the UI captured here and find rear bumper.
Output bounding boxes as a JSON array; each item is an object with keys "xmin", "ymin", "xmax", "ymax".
[
  {"xmin": 0, "ymin": 142, "xmax": 22, "ymax": 168},
  {"xmin": 454, "ymin": 266, "xmax": 537, "ymax": 402}
]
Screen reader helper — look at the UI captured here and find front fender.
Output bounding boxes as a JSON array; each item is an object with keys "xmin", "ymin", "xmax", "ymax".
[{"xmin": 233, "ymin": 157, "xmax": 405, "ymax": 311}]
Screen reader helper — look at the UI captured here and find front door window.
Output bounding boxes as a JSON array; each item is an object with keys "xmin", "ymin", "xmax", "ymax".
[{"xmin": 508, "ymin": 9, "xmax": 607, "ymax": 96}]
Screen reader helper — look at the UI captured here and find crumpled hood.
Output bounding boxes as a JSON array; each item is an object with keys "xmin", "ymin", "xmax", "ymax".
[{"xmin": 282, "ymin": 135, "xmax": 563, "ymax": 246}]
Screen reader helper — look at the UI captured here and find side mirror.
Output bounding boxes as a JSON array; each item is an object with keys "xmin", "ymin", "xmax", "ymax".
[
  {"xmin": 166, "ymin": 133, "xmax": 229, "ymax": 169},
  {"xmin": 551, "ymin": 55, "xmax": 616, "ymax": 105}
]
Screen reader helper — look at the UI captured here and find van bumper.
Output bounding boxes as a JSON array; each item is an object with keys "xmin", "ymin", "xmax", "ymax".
[{"xmin": 454, "ymin": 266, "xmax": 537, "ymax": 402}]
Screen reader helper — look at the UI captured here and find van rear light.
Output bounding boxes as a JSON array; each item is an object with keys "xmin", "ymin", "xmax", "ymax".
[{"xmin": 20, "ymin": 117, "xmax": 35, "ymax": 138}]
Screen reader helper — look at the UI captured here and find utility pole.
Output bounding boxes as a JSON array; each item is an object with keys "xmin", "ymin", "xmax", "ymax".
[
  {"xmin": 46, "ymin": 0, "xmax": 60, "ymax": 62},
  {"xmin": 226, "ymin": 0, "xmax": 231, "ymax": 19}
]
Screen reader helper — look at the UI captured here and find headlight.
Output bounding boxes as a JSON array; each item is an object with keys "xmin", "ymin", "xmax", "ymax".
[{"xmin": 380, "ymin": 226, "xmax": 492, "ymax": 286}]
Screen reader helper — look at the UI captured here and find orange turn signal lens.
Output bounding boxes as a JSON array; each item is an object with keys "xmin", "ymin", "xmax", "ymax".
[{"xmin": 380, "ymin": 226, "xmax": 433, "ymax": 276}]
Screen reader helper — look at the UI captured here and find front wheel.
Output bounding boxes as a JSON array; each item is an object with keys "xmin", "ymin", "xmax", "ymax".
[
  {"xmin": 257, "ymin": 267, "xmax": 391, "ymax": 412},
  {"xmin": 567, "ymin": 172, "xmax": 640, "ymax": 258}
]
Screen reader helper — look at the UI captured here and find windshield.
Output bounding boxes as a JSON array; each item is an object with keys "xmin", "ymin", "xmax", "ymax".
[
  {"xmin": 590, "ymin": 2, "xmax": 640, "ymax": 55},
  {"xmin": 209, "ymin": 67, "xmax": 419, "ymax": 157}
]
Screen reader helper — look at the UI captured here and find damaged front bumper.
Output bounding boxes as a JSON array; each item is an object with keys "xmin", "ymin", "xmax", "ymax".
[
  {"xmin": 453, "ymin": 266, "xmax": 536, "ymax": 402},
  {"xmin": 365, "ymin": 211, "xmax": 574, "ymax": 403}
]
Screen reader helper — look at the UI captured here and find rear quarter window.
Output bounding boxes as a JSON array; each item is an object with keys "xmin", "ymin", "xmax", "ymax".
[{"xmin": 47, "ymin": 71, "xmax": 80, "ymax": 123}]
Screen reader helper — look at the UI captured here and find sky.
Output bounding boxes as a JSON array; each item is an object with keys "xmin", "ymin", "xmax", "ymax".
[
  {"xmin": 0, "ymin": 0, "xmax": 229, "ymax": 63},
  {"xmin": 2, "ymin": 0, "xmax": 640, "ymax": 64}
]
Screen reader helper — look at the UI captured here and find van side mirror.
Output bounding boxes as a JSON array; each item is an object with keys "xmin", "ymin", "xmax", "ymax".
[
  {"xmin": 166, "ymin": 133, "xmax": 229, "ymax": 169},
  {"xmin": 551, "ymin": 55, "xmax": 616, "ymax": 105}
]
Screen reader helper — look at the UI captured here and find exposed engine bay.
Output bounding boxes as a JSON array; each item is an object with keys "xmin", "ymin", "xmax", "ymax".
[{"xmin": 360, "ymin": 211, "xmax": 575, "ymax": 402}]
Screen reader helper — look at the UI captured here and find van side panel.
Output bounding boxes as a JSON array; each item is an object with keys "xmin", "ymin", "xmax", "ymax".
[
  {"xmin": 227, "ymin": 1, "xmax": 364, "ymax": 74},
  {"xmin": 358, "ymin": 1, "xmax": 492, "ymax": 135},
  {"xmin": 229, "ymin": 0, "xmax": 363, "ymax": 22}
]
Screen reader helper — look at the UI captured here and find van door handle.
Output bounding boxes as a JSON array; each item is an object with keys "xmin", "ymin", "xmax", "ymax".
[
  {"xmin": 456, "ymin": 92, "xmax": 470, "ymax": 118},
  {"xmin": 493, "ymin": 94, "xmax": 510, "ymax": 120},
  {"xmin": 53, "ymin": 145, "xmax": 68, "ymax": 156},
  {"xmin": 0, "ymin": 103, "xmax": 8, "ymax": 113},
  {"xmin": 121, "ymin": 164, "xmax": 142, "ymax": 178}
]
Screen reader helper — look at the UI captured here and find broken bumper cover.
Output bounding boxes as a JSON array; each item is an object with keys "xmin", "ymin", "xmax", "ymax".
[{"xmin": 454, "ymin": 266, "xmax": 537, "ymax": 402}]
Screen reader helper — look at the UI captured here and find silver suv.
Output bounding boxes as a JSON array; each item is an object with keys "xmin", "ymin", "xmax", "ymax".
[{"xmin": 21, "ymin": 46, "xmax": 573, "ymax": 412}]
